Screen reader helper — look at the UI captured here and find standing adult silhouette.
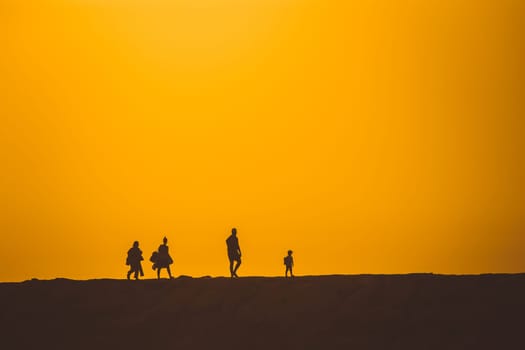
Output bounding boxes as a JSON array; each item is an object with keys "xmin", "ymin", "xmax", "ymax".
[
  {"xmin": 126, "ymin": 241, "xmax": 144, "ymax": 280},
  {"xmin": 154, "ymin": 237, "xmax": 174, "ymax": 279},
  {"xmin": 226, "ymin": 228, "xmax": 242, "ymax": 278}
]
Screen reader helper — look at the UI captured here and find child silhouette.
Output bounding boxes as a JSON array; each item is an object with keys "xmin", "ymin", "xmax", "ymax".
[{"xmin": 284, "ymin": 250, "xmax": 294, "ymax": 278}]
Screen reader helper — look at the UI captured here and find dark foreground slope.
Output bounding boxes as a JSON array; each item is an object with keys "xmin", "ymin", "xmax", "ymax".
[{"xmin": 1, "ymin": 274, "xmax": 524, "ymax": 350}]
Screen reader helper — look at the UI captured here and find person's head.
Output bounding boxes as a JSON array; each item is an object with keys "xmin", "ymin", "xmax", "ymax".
[
  {"xmin": 163, "ymin": 236, "xmax": 168, "ymax": 245},
  {"xmin": 288, "ymin": 250, "xmax": 293, "ymax": 256},
  {"xmin": 133, "ymin": 241, "xmax": 139, "ymax": 248},
  {"xmin": 231, "ymin": 228, "xmax": 237, "ymax": 236}
]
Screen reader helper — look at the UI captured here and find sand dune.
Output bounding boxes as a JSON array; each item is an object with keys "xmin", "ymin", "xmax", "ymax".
[{"xmin": 1, "ymin": 274, "xmax": 523, "ymax": 349}]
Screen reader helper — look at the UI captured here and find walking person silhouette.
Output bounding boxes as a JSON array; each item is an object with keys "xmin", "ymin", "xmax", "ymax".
[
  {"xmin": 226, "ymin": 228, "xmax": 242, "ymax": 278},
  {"xmin": 151, "ymin": 237, "xmax": 174, "ymax": 279},
  {"xmin": 126, "ymin": 241, "xmax": 144, "ymax": 280}
]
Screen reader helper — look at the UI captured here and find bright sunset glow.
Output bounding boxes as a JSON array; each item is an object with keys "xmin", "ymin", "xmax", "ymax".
[{"xmin": 1, "ymin": 0, "xmax": 524, "ymax": 281}]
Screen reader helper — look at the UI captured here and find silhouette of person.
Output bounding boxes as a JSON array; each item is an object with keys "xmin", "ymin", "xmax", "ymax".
[
  {"xmin": 154, "ymin": 236, "xmax": 174, "ymax": 279},
  {"xmin": 226, "ymin": 228, "xmax": 242, "ymax": 278},
  {"xmin": 126, "ymin": 241, "xmax": 144, "ymax": 280},
  {"xmin": 284, "ymin": 250, "xmax": 294, "ymax": 278}
]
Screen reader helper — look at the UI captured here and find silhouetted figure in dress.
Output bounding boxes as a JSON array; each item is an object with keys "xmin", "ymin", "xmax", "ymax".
[
  {"xmin": 226, "ymin": 228, "xmax": 242, "ymax": 278},
  {"xmin": 284, "ymin": 250, "xmax": 294, "ymax": 278},
  {"xmin": 126, "ymin": 241, "xmax": 144, "ymax": 280},
  {"xmin": 151, "ymin": 237, "xmax": 174, "ymax": 279}
]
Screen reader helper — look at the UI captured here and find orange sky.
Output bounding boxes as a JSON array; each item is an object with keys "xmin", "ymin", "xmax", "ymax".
[{"xmin": 1, "ymin": 0, "xmax": 524, "ymax": 281}]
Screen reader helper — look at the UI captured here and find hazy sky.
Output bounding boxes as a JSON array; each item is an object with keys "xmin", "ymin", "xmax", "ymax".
[{"xmin": 1, "ymin": 0, "xmax": 524, "ymax": 281}]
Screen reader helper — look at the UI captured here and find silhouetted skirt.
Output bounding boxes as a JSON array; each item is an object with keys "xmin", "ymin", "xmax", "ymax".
[{"xmin": 156, "ymin": 254, "xmax": 173, "ymax": 268}]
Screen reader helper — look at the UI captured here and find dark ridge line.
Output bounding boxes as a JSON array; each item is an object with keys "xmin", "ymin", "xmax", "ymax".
[{"xmin": 1, "ymin": 272, "xmax": 525, "ymax": 285}]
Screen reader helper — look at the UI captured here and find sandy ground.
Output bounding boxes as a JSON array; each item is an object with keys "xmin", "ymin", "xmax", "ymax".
[{"xmin": 0, "ymin": 274, "xmax": 523, "ymax": 349}]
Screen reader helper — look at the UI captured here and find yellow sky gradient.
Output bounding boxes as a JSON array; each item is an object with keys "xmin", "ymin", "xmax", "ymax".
[{"xmin": 1, "ymin": 0, "xmax": 524, "ymax": 281}]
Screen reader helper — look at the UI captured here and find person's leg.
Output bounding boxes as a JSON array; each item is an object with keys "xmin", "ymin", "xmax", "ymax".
[
  {"xmin": 167, "ymin": 266, "xmax": 173, "ymax": 279},
  {"xmin": 290, "ymin": 266, "xmax": 294, "ymax": 277},
  {"xmin": 233, "ymin": 259, "xmax": 241, "ymax": 277},
  {"xmin": 127, "ymin": 269, "xmax": 132, "ymax": 280},
  {"xmin": 229, "ymin": 259, "xmax": 234, "ymax": 278},
  {"xmin": 285, "ymin": 266, "xmax": 289, "ymax": 277}
]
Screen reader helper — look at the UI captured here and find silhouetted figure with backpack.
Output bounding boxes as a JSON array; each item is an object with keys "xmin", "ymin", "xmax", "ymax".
[
  {"xmin": 150, "ymin": 237, "xmax": 174, "ymax": 279},
  {"xmin": 126, "ymin": 241, "xmax": 144, "ymax": 280},
  {"xmin": 284, "ymin": 250, "xmax": 294, "ymax": 277},
  {"xmin": 226, "ymin": 228, "xmax": 242, "ymax": 278}
]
